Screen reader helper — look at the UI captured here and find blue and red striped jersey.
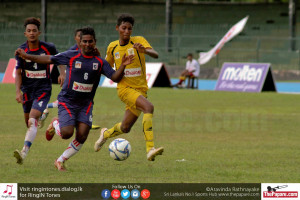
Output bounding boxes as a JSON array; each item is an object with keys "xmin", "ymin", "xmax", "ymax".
[
  {"xmin": 51, "ymin": 50, "xmax": 115, "ymax": 103},
  {"xmin": 15, "ymin": 41, "xmax": 58, "ymax": 91}
]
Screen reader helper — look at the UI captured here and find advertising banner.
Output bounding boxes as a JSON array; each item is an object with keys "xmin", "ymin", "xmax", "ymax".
[
  {"xmin": 215, "ymin": 63, "xmax": 276, "ymax": 92},
  {"xmin": 2, "ymin": 58, "xmax": 17, "ymax": 83},
  {"xmin": 101, "ymin": 62, "xmax": 171, "ymax": 88}
]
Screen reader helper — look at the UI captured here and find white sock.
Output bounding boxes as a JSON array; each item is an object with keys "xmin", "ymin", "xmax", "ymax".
[
  {"xmin": 52, "ymin": 119, "xmax": 62, "ymax": 137},
  {"xmin": 23, "ymin": 118, "xmax": 38, "ymax": 154},
  {"xmin": 47, "ymin": 100, "xmax": 58, "ymax": 108},
  {"xmin": 57, "ymin": 139, "xmax": 83, "ymax": 162}
]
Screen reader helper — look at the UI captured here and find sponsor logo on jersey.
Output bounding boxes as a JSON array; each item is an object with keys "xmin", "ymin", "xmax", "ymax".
[
  {"xmin": 128, "ymin": 48, "xmax": 134, "ymax": 55},
  {"xmin": 75, "ymin": 61, "xmax": 82, "ymax": 68},
  {"xmin": 25, "ymin": 70, "xmax": 47, "ymax": 78},
  {"xmin": 72, "ymin": 81, "xmax": 93, "ymax": 92},
  {"xmin": 93, "ymin": 63, "xmax": 98, "ymax": 70},
  {"xmin": 115, "ymin": 52, "xmax": 120, "ymax": 59},
  {"xmin": 124, "ymin": 68, "xmax": 142, "ymax": 77}
]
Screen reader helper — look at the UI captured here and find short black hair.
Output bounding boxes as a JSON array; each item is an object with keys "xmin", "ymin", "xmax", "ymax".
[
  {"xmin": 80, "ymin": 26, "xmax": 96, "ymax": 41},
  {"xmin": 187, "ymin": 53, "xmax": 193, "ymax": 57},
  {"xmin": 24, "ymin": 17, "xmax": 41, "ymax": 30},
  {"xmin": 117, "ymin": 13, "xmax": 134, "ymax": 26},
  {"xmin": 74, "ymin": 28, "xmax": 83, "ymax": 36}
]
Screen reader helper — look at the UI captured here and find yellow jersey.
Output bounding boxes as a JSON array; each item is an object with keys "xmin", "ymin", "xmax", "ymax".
[{"xmin": 106, "ymin": 36, "xmax": 152, "ymax": 92}]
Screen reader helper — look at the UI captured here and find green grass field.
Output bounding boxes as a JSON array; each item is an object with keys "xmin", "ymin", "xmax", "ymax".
[{"xmin": 1, "ymin": 84, "xmax": 300, "ymax": 183}]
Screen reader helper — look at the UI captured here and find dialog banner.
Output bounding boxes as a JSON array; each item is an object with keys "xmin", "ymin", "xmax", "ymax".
[
  {"xmin": 12, "ymin": 183, "xmax": 262, "ymax": 200},
  {"xmin": 101, "ymin": 62, "xmax": 171, "ymax": 88},
  {"xmin": 215, "ymin": 63, "xmax": 277, "ymax": 92}
]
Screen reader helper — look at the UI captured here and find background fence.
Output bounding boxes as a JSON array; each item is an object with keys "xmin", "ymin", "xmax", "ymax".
[{"xmin": 0, "ymin": 1, "xmax": 299, "ymax": 79}]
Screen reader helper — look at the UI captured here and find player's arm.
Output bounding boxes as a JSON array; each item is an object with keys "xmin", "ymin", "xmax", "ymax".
[
  {"xmin": 133, "ymin": 43, "xmax": 159, "ymax": 59},
  {"xmin": 15, "ymin": 48, "xmax": 53, "ymax": 64},
  {"xmin": 57, "ymin": 65, "xmax": 66, "ymax": 87},
  {"xmin": 105, "ymin": 45, "xmax": 115, "ymax": 68},
  {"xmin": 15, "ymin": 68, "xmax": 23, "ymax": 103},
  {"xmin": 110, "ymin": 54, "xmax": 134, "ymax": 82}
]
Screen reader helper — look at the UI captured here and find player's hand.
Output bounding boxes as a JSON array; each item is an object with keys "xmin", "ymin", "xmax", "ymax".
[
  {"xmin": 16, "ymin": 91, "xmax": 23, "ymax": 104},
  {"xmin": 15, "ymin": 48, "xmax": 27, "ymax": 59},
  {"xmin": 58, "ymin": 75, "xmax": 65, "ymax": 87},
  {"xmin": 133, "ymin": 43, "xmax": 146, "ymax": 53},
  {"xmin": 121, "ymin": 53, "xmax": 134, "ymax": 66}
]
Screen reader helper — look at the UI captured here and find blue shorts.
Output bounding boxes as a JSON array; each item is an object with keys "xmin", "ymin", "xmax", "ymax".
[
  {"xmin": 22, "ymin": 89, "xmax": 51, "ymax": 113},
  {"xmin": 57, "ymin": 100, "xmax": 93, "ymax": 128}
]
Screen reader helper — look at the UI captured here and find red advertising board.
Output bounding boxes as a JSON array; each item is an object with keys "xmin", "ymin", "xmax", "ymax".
[{"xmin": 2, "ymin": 58, "xmax": 17, "ymax": 83}]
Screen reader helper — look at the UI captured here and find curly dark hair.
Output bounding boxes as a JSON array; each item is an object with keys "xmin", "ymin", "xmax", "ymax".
[
  {"xmin": 117, "ymin": 13, "xmax": 134, "ymax": 26},
  {"xmin": 80, "ymin": 26, "xmax": 96, "ymax": 41},
  {"xmin": 24, "ymin": 17, "xmax": 41, "ymax": 30}
]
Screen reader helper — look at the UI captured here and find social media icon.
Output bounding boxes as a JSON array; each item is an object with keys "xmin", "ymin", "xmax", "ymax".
[
  {"xmin": 131, "ymin": 189, "xmax": 140, "ymax": 199},
  {"xmin": 141, "ymin": 189, "xmax": 150, "ymax": 199},
  {"xmin": 111, "ymin": 189, "xmax": 121, "ymax": 199},
  {"xmin": 121, "ymin": 189, "xmax": 130, "ymax": 199},
  {"xmin": 101, "ymin": 189, "xmax": 111, "ymax": 199}
]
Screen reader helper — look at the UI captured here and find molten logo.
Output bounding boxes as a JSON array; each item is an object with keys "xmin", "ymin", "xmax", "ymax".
[
  {"xmin": 72, "ymin": 81, "xmax": 93, "ymax": 92},
  {"xmin": 221, "ymin": 65, "xmax": 263, "ymax": 82},
  {"xmin": 25, "ymin": 70, "xmax": 46, "ymax": 79}
]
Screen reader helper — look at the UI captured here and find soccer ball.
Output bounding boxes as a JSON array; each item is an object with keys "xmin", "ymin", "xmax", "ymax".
[{"xmin": 109, "ymin": 138, "xmax": 131, "ymax": 161}]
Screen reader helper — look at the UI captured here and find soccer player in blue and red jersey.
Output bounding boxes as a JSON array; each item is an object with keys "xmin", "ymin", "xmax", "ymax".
[
  {"xmin": 14, "ymin": 17, "xmax": 62, "ymax": 165},
  {"xmin": 15, "ymin": 27, "xmax": 134, "ymax": 171},
  {"xmin": 38, "ymin": 28, "xmax": 101, "ymax": 129}
]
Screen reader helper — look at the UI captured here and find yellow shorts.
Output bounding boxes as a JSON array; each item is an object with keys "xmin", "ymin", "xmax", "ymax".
[{"xmin": 117, "ymin": 87, "xmax": 147, "ymax": 117}]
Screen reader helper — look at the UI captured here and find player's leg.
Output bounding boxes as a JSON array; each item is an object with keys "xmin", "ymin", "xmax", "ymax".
[
  {"xmin": 172, "ymin": 70, "xmax": 188, "ymax": 87},
  {"xmin": 23, "ymin": 113, "xmax": 29, "ymax": 127},
  {"xmin": 94, "ymin": 87, "xmax": 139, "ymax": 152},
  {"xmin": 14, "ymin": 91, "xmax": 50, "ymax": 164},
  {"xmin": 136, "ymin": 95, "xmax": 164, "ymax": 161},
  {"xmin": 54, "ymin": 123, "xmax": 87, "ymax": 171},
  {"xmin": 14, "ymin": 109, "xmax": 41, "ymax": 164},
  {"xmin": 38, "ymin": 100, "xmax": 58, "ymax": 128},
  {"xmin": 94, "ymin": 109, "xmax": 138, "ymax": 152},
  {"xmin": 45, "ymin": 101, "xmax": 75, "ymax": 141},
  {"xmin": 47, "ymin": 100, "xmax": 59, "ymax": 108},
  {"xmin": 55, "ymin": 103, "xmax": 92, "ymax": 171}
]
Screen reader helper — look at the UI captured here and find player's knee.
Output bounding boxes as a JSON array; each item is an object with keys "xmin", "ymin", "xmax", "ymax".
[
  {"xmin": 60, "ymin": 130, "xmax": 73, "ymax": 139},
  {"xmin": 144, "ymin": 103, "xmax": 154, "ymax": 113}
]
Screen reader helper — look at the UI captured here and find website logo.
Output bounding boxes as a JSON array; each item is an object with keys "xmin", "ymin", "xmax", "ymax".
[
  {"xmin": 262, "ymin": 183, "xmax": 300, "ymax": 200},
  {"xmin": 0, "ymin": 183, "xmax": 18, "ymax": 200},
  {"xmin": 101, "ymin": 189, "xmax": 110, "ymax": 199},
  {"xmin": 121, "ymin": 189, "xmax": 130, "ymax": 199},
  {"xmin": 131, "ymin": 189, "xmax": 140, "ymax": 199},
  {"xmin": 141, "ymin": 189, "xmax": 150, "ymax": 199},
  {"xmin": 111, "ymin": 189, "xmax": 120, "ymax": 199}
]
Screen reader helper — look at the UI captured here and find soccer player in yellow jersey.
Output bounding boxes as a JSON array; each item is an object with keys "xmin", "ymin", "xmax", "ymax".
[{"xmin": 94, "ymin": 13, "xmax": 164, "ymax": 161}]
